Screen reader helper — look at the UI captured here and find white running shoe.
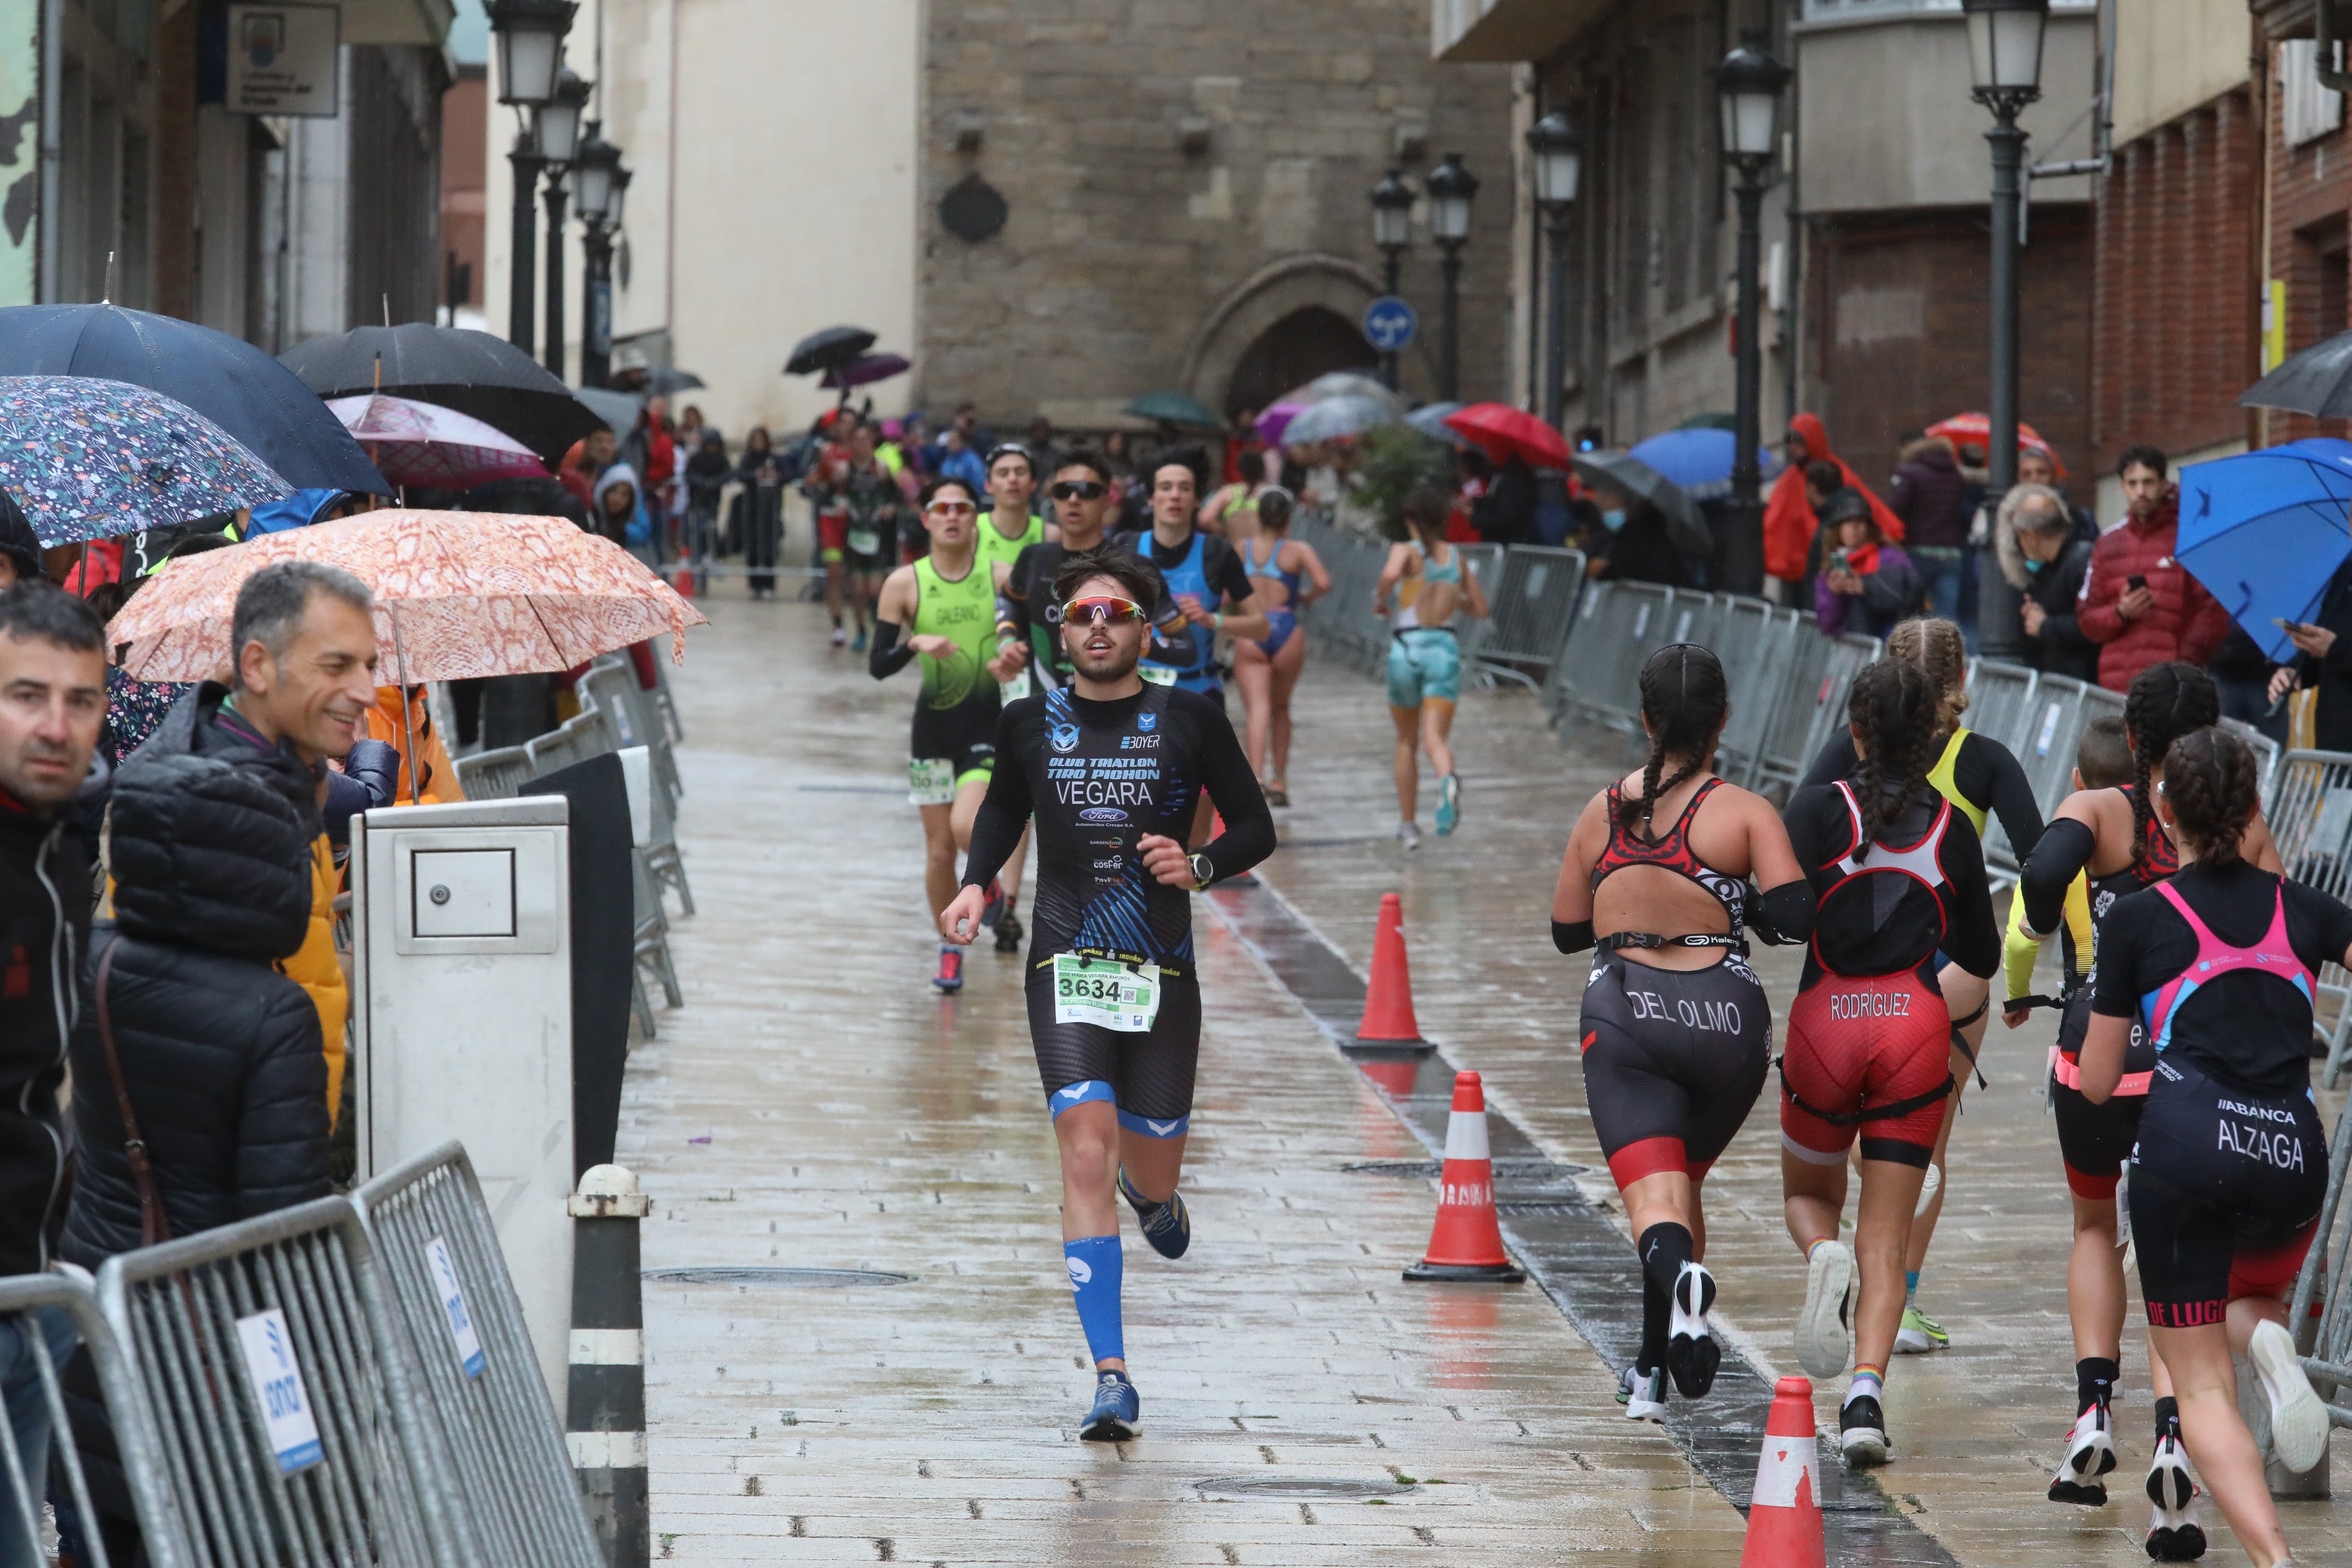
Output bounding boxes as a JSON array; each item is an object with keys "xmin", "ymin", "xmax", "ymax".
[
  {"xmin": 1914, "ymin": 1161, "xmax": 1941, "ymax": 1218},
  {"xmin": 1396, "ymin": 821, "xmax": 1422, "ymax": 851},
  {"xmin": 830, "ymin": 625, "xmax": 847, "ymax": 648},
  {"xmin": 1619, "ymin": 1364, "xmax": 1668, "ymax": 1422},
  {"xmin": 2144, "ymin": 1436, "xmax": 2206, "ymax": 1560},
  {"xmin": 1665, "ymin": 1262, "xmax": 1720, "ymax": 1398},
  {"xmin": 2250, "ymin": 1319, "xmax": 2328, "ymax": 1474},
  {"xmin": 2047, "ymin": 1399, "xmax": 2116, "ymax": 1505},
  {"xmin": 1795, "ymin": 1239, "xmax": 1855, "ymax": 1381}
]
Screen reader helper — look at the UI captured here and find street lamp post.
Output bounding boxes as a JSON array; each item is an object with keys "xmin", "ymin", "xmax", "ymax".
[
  {"xmin": 1525, "ymin": 111, "xmax": 1583, "ymax": 429},
  {"xmin": 486, "ymin": 0, "xmax": 576, "ymax": 355},
  {"xmin": 1714, "ymin": 32, "xmax": 1790, "ymax": 598},
  {"xmin": 534, "ymin": 68, "xmax": 589, "ymax": 380},
  {"xmin": 1368, "ymin": 167, "xmax": 1414, "ymax": 391},
  {"xmin": 1964, "ymin": 0, "xmax": 2049, "ymax": 658},
  {"xmin": 1425, "ymin": 153, "xmax": 1478, "ymax": 403},
  {"xmin": 573, "ymin": 126, "xmax": 622, "ymax": 387}
]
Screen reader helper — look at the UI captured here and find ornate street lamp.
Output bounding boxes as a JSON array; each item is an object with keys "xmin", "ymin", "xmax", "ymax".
[
  {"xmin": 489, "ymin": 0, "xmax": 576, "ymax": 356},
  {"xmin": 1713, "ymin": 32, "xmax": 1790, "ymax": 596},
  {"xmin": 1963, "ymin": 0, "xmax": 2049, "ymax": 657},
  {"xmin": 1424, "ymin": 153, "xmax": 1478, "ymax": 402},
  {"xmin": 1368, "ymin": 167, "xmax": 1415, "ymax": 390},
  {"xmin": 534, "ymin": 69, "xmax": 590, "ymax": 378},
  {"xmin": 574, "ymin": 127, "xmax": 622, "ymax": 387},
  {"xmin": 1525, "ymin": 110, "xmax": 1583, "ymax": 428}
]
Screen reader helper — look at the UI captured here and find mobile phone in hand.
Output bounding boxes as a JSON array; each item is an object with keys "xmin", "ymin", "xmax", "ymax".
[{"xmin": 2126, "ymin": 574, "xmax": 2147, "ymax": 593}]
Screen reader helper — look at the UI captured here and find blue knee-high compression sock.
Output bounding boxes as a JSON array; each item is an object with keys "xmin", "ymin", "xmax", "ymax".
[{"xmin": 1064, "ymin": 1236, "xmax": 1124, "ymax": 1365}]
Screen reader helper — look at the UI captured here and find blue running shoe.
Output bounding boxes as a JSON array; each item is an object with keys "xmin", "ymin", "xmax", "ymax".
[
  {"xmin": 932, "ymin": 947, "xmax": 964, "ymax": 993},
  {"xmin": 1119, "ymin": 1169, "xmax": 1191, "ymax": 1259},
  {"xmin": 1080, "ymin": 1371, "xmax": 1139, "ymax": 1442},
  {"xmin": 851, "ymin": 630, "xmax": 868, "ymax": 654},
  {"xmin": 1435, "ymin": 773, "xmax": 1461, "ymax": 836}
]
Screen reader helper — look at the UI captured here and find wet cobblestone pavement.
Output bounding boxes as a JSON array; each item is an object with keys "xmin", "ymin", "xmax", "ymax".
[{"xmin": 623, "ymin": 594, "xmax": 2352, "ymax": 1565}]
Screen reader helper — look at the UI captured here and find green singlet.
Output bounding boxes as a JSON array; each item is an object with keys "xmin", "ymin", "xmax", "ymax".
[
  {"xmin": 974, "ymin": 510, "xmax": 1045, "ymax": 574},
  {"xmin": 911, "ymin": 551, "xmax": 997, "ymax": 710}
]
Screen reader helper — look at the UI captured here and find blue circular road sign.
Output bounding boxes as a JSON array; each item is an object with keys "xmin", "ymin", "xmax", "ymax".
[{"xmin": 1362, "ymin": 296, "xmax": 1417, "ymax": 353}]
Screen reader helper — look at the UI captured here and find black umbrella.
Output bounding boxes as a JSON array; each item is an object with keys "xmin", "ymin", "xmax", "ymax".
[
  {"xmin": 640, "ymin": 367, "xmax": 706, "ymax": 395},
  {"xmin": 785, "ymin": 326, "xmax": 877, "ymax": 377},
  {"xmin": 2240, "ymin": 330, "xmax": 2352, "ymax": 417},
  {"xmin": 279, "ymin": 324, "xmax": 602, "ymax": 464},
  {"xmin": 0, "ymin": 303, "xmax": 389, "ymax": 494},
  {"xmin": 1570, "ymin": 448, "xmax": 1715, "ymax": 560}
]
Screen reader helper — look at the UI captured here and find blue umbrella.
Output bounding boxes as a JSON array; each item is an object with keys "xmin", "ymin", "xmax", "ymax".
[
  {"xmin": 0, "ymin": 303, "xmax": 389, "ymax": 494},
  {"xmin": 1628, "ymin": 427, "xmax": 1780, "ymax": 502},
  {"xmin": 0, "ymin": 376, "xmax": 290, "ymax": 543},
  {"xmin": 2177, "ymin": 439, "xmax": 2352, "ymax": 662}
]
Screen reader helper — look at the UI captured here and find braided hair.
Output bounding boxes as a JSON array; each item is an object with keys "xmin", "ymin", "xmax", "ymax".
[
  {"xmin": 2160, "ymin": 726, "xmax": 2259, "ymax": 867},
  {"xmin": 1845, "ymin": 658, "xmax": 1939, "ymax": 862},
  {"xmin": 1885, "ymin": 617, "xmax": 1970, "ymax": 741},
  {"xmin": 2123, "ymin": 663, "xmax": 2219, "ymax": 865},
  {"xmin": 1615, "ymin": 644, "xmax": 1730, "ymax": 838}
]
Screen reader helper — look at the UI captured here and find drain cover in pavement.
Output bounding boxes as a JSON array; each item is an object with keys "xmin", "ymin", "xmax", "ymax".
[
  {"xmin": 1194, "ymin": 1476, "xmax": 1418, "ymax": 1501},
  {"xmin": 643, "ymin": 1267, "xmax": 915, "ymax": 1288},
  {"xmin": 1341, "ymin": 1158, "xmax": 1587, "ymax": 1178}
]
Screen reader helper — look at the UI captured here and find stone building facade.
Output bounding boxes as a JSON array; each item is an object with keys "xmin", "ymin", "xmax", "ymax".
[{"xmin": 918, "ymin": 0, "xmax": 1517, "ymax": 429}]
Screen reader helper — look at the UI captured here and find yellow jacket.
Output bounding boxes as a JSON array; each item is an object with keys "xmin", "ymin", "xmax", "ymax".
[{"xmin": 284, "ymin": 835, "xmax": 348, "ymax": 1125}]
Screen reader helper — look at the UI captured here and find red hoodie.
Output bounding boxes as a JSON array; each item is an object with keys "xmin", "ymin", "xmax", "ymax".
[{"xmin": 1762, "ymin": 412, "xmax": 1906, "ymax": 581}]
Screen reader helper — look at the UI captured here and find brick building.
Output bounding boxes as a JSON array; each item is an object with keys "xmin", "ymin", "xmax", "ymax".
[
  {"xmin": 920, "ymin": 1, "xmax": 1517, "ymax": 430},
  {"xmin": 2256, "ymin": 2, "xmax": 2352, "ymax": 452}
]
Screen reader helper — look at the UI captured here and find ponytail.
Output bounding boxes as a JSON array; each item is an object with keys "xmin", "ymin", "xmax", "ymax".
[
  {"xmin": 2160, "ymin": 727, "xmax": 2259, "ymax": 867},
  {"xmin": 2123, "ymin": 663, "xmax": 2220, "ymax": 864},
  {"xmin": 1845, "ymin": 658, "xmax": 1939, "ymax": 861},
  {"xmin": 1616, "ymin": 644, "xmax": 1730, "ymax": 836}
]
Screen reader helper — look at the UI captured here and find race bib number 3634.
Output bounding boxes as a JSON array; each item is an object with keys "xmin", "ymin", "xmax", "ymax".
[{"xmin": 1052, "ymin": 954, "xmax": 1160, "ymax": 1032}]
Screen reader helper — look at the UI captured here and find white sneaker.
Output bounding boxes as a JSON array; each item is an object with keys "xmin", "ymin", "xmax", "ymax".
[
  {"xmin": 830, "ymin": 625, "xmax": 847, "ymax": 648},
  {"xmin": 2047, "ymin": 1399, "xmax": 2115, "ymax": 1505},
  {"xmin": 2249, "ymin": 1319, "xmax": 2328, "ymax": 1473},
  {"xmin": 1795, "ymin": 1239, "xmax": 1854, "ymax": 1381},
  {"xmin": 1396, "ymin": 822, "xmax": 1422, "ymax": 851},
  {"xmin": 1665, "ymin": 1262, "xmax": 1720, "ymax": 1398},
  {"xmin": 1619, "ymin": 1364, "xmax": 1667, "ymax": 1422},
  {"xmin": 2143, "ymin": 1436, "xmax": 2206, "ymax": 1561}
]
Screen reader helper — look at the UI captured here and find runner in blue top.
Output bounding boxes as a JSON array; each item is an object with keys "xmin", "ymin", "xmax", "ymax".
[{"xmin": 1230, "ymin": 486, "xmax": 1328, "ymax": 807}]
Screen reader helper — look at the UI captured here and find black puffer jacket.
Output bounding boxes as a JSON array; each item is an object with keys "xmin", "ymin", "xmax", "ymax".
[
  {"xmin": 61, "ymin": 695, "xmax": 330, "ymax": 1267},
  {"xmin": 0, "ymin": 794, "xmax": 91, "ymax": 1275}
]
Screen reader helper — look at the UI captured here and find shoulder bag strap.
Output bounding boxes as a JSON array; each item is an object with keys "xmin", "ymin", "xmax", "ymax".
[{"xmin": 93, "ymin": 942, "xmax": 171, "ymax": 1247}]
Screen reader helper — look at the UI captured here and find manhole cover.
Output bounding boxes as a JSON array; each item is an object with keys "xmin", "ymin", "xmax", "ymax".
[
  {"xmin": 642, "ymin": 1267, "xmax": 915, "ymax": 1288},
  {"xmin": 1194, "ymin": 1476, "xmax": 1417, "ymax": 1501},
  {"xmin": 1341, "ymin": 1158, "xmax": 1588, "ymax": 1179}
]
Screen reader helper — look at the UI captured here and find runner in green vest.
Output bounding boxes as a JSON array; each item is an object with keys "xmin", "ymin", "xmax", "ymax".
[
  {"xmin": 872, "ymin": 476, "xmax": 1019, "ymax": 992},
  {"xmin": 963, "ymin": 442, "xmax": 1055, "ymax": 950}
]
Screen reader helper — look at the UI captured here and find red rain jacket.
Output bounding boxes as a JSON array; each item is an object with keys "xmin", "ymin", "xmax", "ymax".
[{"xmin": 1762, "ymin": 412, "xmax": 1906, "ymax": 582}]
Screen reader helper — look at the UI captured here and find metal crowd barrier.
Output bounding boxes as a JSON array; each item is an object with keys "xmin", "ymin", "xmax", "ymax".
[
  {"xmin": 2293, "ymin": 1096, "xmax": 2352, "ymax": 1414},
  {"xmin": 1475, "ymin": 546, "xmax": 1588, "ymax": 688},
  {"xmin": 93, "ymin": 1195, "xmax": 457, "ymax": 1568},
  {"xmin": 2264, "ymin": 750, "xmax": 2352, "ymax": 1085},
  {"xmin": 350, "ymin": 1144, "xmax": 601, "ymax": 1568}
]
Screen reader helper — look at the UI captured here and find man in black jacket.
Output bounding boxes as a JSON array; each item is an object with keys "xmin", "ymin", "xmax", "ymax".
[
  {"xmin": 0, "ymin": 581, "xmax": 105, "ymax": 1564},
  {"xmin": 2269, "ymin": 556, "xmax": 2352, "ymax": 751}
]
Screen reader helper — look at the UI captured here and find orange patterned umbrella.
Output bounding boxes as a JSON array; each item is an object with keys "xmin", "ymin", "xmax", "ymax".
[{"xmin": 107, "ymin": 509, "xmax": 709, "ymax": 683}]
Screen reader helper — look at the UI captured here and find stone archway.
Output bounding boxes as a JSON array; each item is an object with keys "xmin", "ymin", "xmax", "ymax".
[
  {"xmin": 1181, "ymin": 253, "xmax": 1392, "ymax": 414},
  {"xmin": 1224, "ymin": 307, "xmax": 1381, "ymax": 416}
]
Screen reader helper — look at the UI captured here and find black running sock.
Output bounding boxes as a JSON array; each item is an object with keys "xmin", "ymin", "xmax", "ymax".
[
  {"xmin": 2153, "ymin": 1395, "xmax": 2181, "ymax": 1443},
  {"xmin": 1638, "ymin": 1222, "xmax": 1693, "ymax": 1300},
  {"xmin": 1638, "ymin": 1270, "xmax": 1668, "ymax": 1373},
  {"xmin": 2076, "ymin": 1356, "xmax": 2119, "ymax": 1415}
]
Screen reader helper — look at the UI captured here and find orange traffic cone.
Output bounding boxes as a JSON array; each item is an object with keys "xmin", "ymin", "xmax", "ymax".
[
  {"xmin": 672, "ymin": 562, "xmax": 696, "ymax": 600},
  {"xmin": 1356, "ymin": 892, "xmax": 1426, "ymax": 1045},
  {"xmin": 1739, "ymin": 1377, "xmax": 1825, "ymax": 1568},
  {"xmin": 1402, "ymin": 1072, "xmax": 1524, "ymax": 1283}
]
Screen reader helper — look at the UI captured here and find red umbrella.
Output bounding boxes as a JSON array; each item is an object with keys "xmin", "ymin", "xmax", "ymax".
[
  {"xmin": 1443, "ymin": 403, "xmax": 1569, "ymax": 470},
  {"xmin": 1923, "ymin": 412, "xmax": 2067, "ymax": 479}
]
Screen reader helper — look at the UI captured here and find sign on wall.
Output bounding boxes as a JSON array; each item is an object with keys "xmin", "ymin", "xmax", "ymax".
[
  {"xmin": 0, "ymin": 0, "xmax": 38, "ymax": 307},
  {"xmin": 225, "ymin": 2, "xmax": 340, "ymax": 118}
]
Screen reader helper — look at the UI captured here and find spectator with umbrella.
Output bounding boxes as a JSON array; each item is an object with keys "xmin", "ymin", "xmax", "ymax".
[
  {"xmin": 1568, "ymin": 447, "xmax": 1712, "ymax": 586},
  {"xmin": 1764, "ymin": 413, "xmax": 1905, "ymax": 608}
]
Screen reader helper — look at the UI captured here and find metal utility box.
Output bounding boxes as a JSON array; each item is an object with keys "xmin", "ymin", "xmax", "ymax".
[{"xmin": 351, "ymin": 797, "xmax": 574, "ymax": 1400}]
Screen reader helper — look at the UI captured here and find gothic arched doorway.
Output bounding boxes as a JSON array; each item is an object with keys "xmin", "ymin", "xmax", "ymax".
[{"xmin": 1223, "ymin": 306, "xmax": 1379, "ymax": 416}]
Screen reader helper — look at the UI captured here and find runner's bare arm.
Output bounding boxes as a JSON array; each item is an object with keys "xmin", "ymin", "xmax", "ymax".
[
  {"xmin": 1294, "ymin": 543, "xmax": 1331, "ymax": 604},
  {"xmin": 1374, "ymin": 544, "xmax": 1409, "ymax": 614},
  {"xmin": 1549, "ymin": 792, "xmax": 1611, "ymax": 947}
]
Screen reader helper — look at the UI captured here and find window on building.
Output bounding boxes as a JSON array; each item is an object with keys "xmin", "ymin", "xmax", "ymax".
[{"xmin": 2282, "ymin": 39, "xmax": 2346, "ymax": 149}]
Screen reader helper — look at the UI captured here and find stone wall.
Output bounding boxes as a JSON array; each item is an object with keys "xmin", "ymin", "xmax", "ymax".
[{"xmin": 919, "ymin": 0, "xmax": 1515, "ymax": 429}]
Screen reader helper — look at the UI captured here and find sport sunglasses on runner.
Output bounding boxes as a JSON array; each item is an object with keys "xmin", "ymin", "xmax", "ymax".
[
  {"xmin": 925, "ymin": 497, "xmax": 977, "ymax": 517},
  {"xmin": 1063, "ymin": 595, "xmax": 1149, "ymax": 626},
  {"xmin": 1049, "ymin": 480, "xmax": 1109, "ymax": 501}
]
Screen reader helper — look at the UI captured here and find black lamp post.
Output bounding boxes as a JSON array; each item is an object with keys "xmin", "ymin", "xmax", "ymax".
[
  {"xmin": 534, "ymin": 68, "xmax": 589, "ymax": 379},
  {"xmin": 1425, "ymin": 152, "xmax": 1478, "ymax": 403},
  {"xmin": 573, "ymin": 126, "xmax": 622, "ymax": 387},
  {"xmin": 1369, "ymin": 167, "xmax": 1414, "ymax": 392},
  {"xmin": 1964, "ymin": 0, "xmax": 2049, "ymax": 658},
  {"xmin": 1714, "ymin": 32, "xmax": 1790, "ymax": 597},
  {"xmin": 1525, "ymin": 110, "xmax": 1583, "ymax": 429},
  {"xmin": 487, "ymin": 0, "xmax": 575, "ymax": 356}
]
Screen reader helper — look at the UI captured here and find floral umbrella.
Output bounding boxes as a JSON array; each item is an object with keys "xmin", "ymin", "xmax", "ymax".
[
  {"xmin": 0, "ymin": 375, "xmax": 290, "ymax": 544},
  {"xmin": 326, "ymin": 393, "xmax": 549, "ymax": 491},
  {"xmin": 107, "ymin": 509, "xmax": 708, "ymax": 684}
]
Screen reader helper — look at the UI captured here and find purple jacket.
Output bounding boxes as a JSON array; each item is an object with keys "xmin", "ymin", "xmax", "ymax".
[{"xmin": 1815, "ymin": 544, "xmax": 1923, "ymax": 638}]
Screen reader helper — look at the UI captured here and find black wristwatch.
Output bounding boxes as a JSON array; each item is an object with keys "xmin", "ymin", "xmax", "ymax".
[{"xmin": 1188, "ymin": 852, "xmax": 1214, "ymax": 891}]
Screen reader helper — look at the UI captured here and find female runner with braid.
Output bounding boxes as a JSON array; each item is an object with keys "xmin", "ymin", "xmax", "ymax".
[
  {"xmin": 2007, "ymin": 663, "xmax": 2280, "ymax": 1554},
  {"xmin": 1801, "ymin": 617, "xmax": 2044, "ymax": 1353},
  {"xmin": 1549, "ymin": 645, "xmax": 1815, "ymax": 1420},
  {"xmin": 1780, "ymin": 659, "xmax": 1999, "ymax": 1466}
]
